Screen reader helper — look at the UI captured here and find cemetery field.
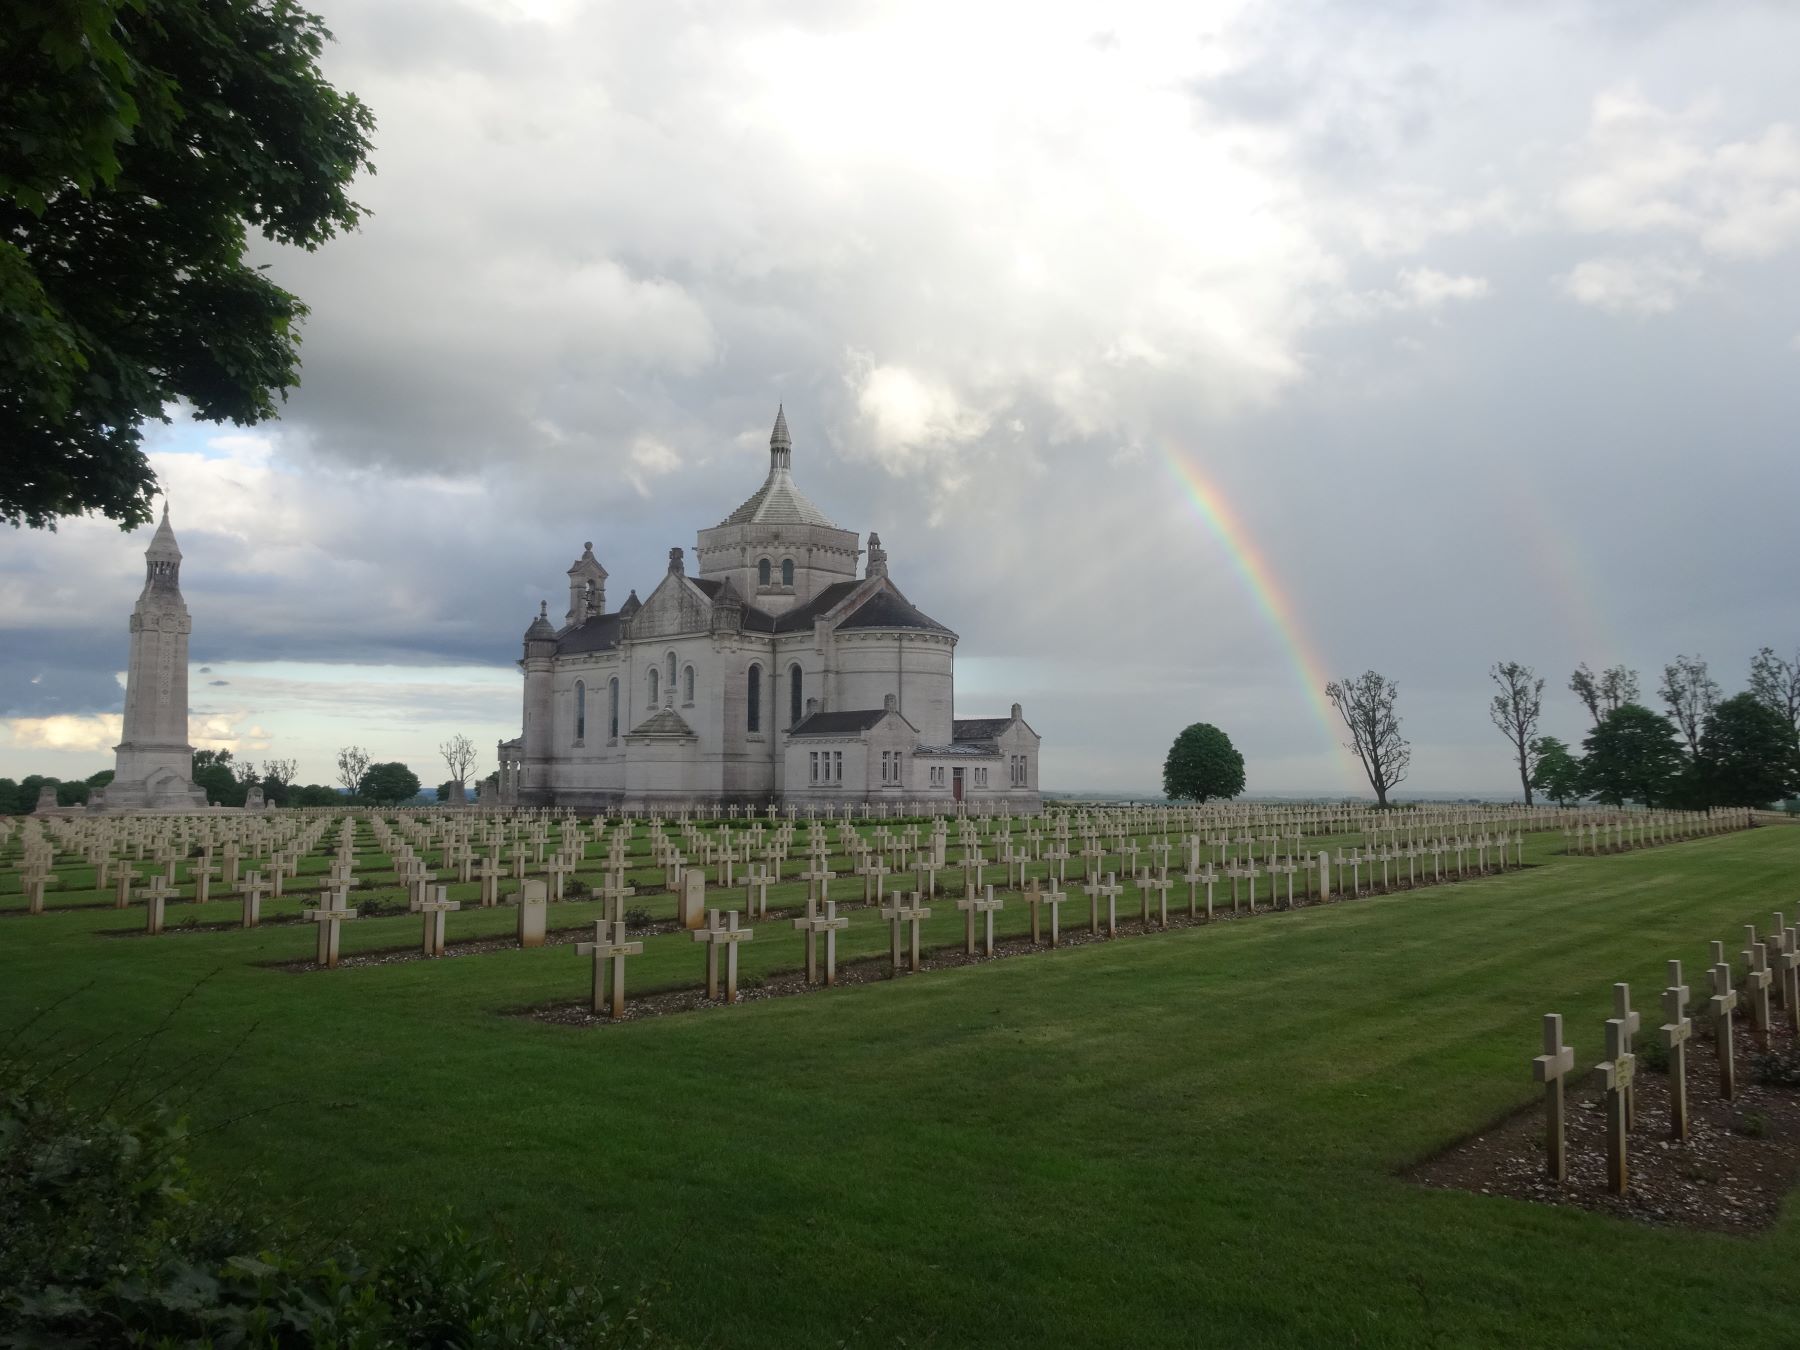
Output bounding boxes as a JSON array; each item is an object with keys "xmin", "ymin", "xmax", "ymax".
[{"xmin": 4, "ymin": 824, "xmax": 1800, "ymax": 1347}]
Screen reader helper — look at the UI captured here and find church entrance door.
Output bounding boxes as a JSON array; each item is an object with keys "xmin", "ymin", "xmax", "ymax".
[{"xmin": 952, "ymin": 767, "xmax": 964, "ymax": 802}]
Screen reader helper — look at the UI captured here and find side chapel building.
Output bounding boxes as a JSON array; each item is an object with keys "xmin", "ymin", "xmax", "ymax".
[{"xmin": 497, "ymin": 409, "xmax": 1041, "ymax": 810}]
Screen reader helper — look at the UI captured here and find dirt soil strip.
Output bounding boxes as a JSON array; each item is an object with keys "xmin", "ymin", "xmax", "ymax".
[{"xmin": 1409, "ymin": 1014, "xmax": 1800, "ymax": 1233}]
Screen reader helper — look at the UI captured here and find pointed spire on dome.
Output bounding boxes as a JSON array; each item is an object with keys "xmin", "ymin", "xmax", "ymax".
[
  {"xmin": 770, "ymin": 404, "xmax": 791, "ymax": 470},
  {"xmin": 146, "ymin": 500, "xmax": 181, "ymax": 561}
]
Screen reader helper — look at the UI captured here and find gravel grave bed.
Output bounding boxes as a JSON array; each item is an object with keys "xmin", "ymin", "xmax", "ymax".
[{"xmin": 1410, "ymin": 1015, "xmax": 1800, "ymax": 1233}]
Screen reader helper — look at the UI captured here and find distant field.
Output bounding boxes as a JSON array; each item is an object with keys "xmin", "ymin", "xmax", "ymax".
[{"xmin": 3, "ymin": 821, "xmax": 1796, "ymax": 1348}]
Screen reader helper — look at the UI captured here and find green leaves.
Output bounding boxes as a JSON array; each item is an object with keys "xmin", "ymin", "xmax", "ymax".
[
  {"xmin": 1162, "ymin": 722, "xmax": 1247, "ymax": 803},
  {"xmin": 1, "ymin": 0, "xmax": 375, "ymax": 529}
]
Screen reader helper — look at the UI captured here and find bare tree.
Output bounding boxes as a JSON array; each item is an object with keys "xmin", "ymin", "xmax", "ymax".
[
  {"xmin": 1569, "ymin": 663, "xmax": 1640, "ymax": 725},
  {"xmin": 1325, "ymin": 670, "xmax": 1411, "ymax": 807},
  {"xmin": 1749, "ymin": 646, "xmax": 1800, "ymax": 731},
  {"xmin": 336, "ymin": 745, "xmax": 370, "ymax": 796},
  {"xmin": 1658, "ymin": 654, "xmax": 1720, "ymax": 755},
  {"xmin": 1489, "ymin": 661, "xmax": 1545, "ymax": 805},
  {"xmin": 440, "ymin": 733, "xmax": 478, "ymax": 785},
  {"xmin": 264, "ymin": 757, "xmax": 298, "ymax": 787}
]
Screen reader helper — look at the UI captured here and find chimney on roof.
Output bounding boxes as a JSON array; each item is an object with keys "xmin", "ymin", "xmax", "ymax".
[
  {"xmin": 668, "ymin": 546, "xmax": 684, "ymax": 576},
  {"xmin": 1011, "ymin": 703, "xmax": 1022, "ymax": 720},
  {"xmin": 866, "ymin": 531, "xmax": 887, "ymax": 579}
]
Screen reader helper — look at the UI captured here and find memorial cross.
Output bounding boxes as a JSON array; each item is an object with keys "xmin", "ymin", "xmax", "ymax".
[
  {"xmin": 1661, "ymin": 960, "xmax": 1692, "ymax": 1141},
  {"xmin": 1141, "ymin": 870, "xmax": 1172, "ymax": 929},
  {"xmin": 958, "ymin": 884, "xmax": 1004, "ymax": 957},
  {"xmin": 694, "ymin": 908, "xmax": 755, "ymax": 1002},
  {"xmin": 880, "ymin": 892, "xmax": 932, "ymax": 974},
  {"xmin": 1090, "ymin": 872, "xmax": 1124, "ymax": 936},
  {"xmin": 1743, "ymin": 929, "xmax": 1774, "ymax": 1051},
  {"xmin": 475, "ymin": 855, "xmax": 502, "ymax": 908},
  {"xmin": 799, "ymin": 859, "xmax": 835, "ymax": 904},
  {"xmin": 302, "ymin": 888, "xmax": 359, "ymax": 968},
  {"xmin": 1531, "ymin": 1012, "xmax": 1576, "ymax": 1182},
  {"xmin": 1710, "ymin": 958, "xmax": 1739, "ymax": 1099},
  {"xmin": 241, "ymin": 871, "xmax": 270, "ymax": 928},
  {"xmin": 1597, "ymin": 1017, "xmax": 1635, "ymax": 1196},
  {"xmin": 1613, "ymin": 983, "xmax": 1642, "ymax": 1130},
  {"xmin": 413, "ymin": 884, "xmax": 461, "ymax": 958},
  {"xmin": 576, "ymin": 919, "xmax": 643, "ymax": 1017}
]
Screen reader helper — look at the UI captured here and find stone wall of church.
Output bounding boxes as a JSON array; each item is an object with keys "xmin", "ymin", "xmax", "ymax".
[
  {"xmin": 694, "ymin": 520, "xmax": 860, "ymax": 616},
  {"xmin": 829, "ymin": 630, "xmax": 955, "ymax": 746}
]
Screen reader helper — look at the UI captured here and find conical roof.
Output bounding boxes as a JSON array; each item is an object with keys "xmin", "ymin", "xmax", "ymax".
[
  {"xmin": 719, "ymin": 407, "xmax": 839, "ymax": 528},
  {"xmin": 145, "ymin": 502, "xmax": 181, "ymax": 560}
]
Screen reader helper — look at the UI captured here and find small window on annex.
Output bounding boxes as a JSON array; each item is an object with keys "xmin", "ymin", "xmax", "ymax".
[
  {"xmin": 683, "ymin": 665, "xmax": 695, "ymax": 704},
  {"xmin": 648, "ymin": 667, "xmax": 659, "ymax": 706}
]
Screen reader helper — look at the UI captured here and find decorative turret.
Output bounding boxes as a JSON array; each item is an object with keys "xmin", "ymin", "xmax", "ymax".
[
  {"xmin": 144, "ymin": 501, "xmax": 182, "ymax": 590},
  {"xmin": 866, "ymin": 531, "xmax": 887, "ymax": 579},
  {"xmin": 668, "ymin": 546, "xmax": 685, "ymax": 576},
  {"xmin": 565, "ymin": 541, "xmax": 608, "ymax": 626},
  {"xmin": 524, "ymin": 601, "xmax": 557, "ymax": 648},
  {"xmin": 770, "ymin": 403, "xmax": 791, "ymax": 470}
]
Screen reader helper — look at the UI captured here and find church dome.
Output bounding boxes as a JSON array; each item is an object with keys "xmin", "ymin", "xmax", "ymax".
[{"xmin": 718, "ymin": 406, "xmax": 839, "ymax": 528}]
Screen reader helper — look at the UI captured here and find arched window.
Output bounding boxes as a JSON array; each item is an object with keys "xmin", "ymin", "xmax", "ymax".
[
  {"xmin": 666, "ymin": 652, "xmax": 677, "ymax": 693},
  {"xmin": 781, "ymin": 558, "xmax": 794, "ymax": 587},
  {"xmin": 648, "ymin": 667, "xmax": 659, "ymax": 706},
  {"xmin": 682, "ymin": 665, "xmax": 695, "ymax": 704},
  {"xmin": 608, "ymin": 678, "xmax": 619, "ymax": 738},
  {"xmin": 747, "ymin": 664, "xmax": 762, "ymax": 733},
  {"xmin": 574, "ymin": 680, "xmax": 586, "ymax": 742},
  {"xmin": 789, "ymin": 664, "xmax": 803, "ymax": 725},
  {"xmin": 758, "ymin": 558, "xmax": 771, "ymax": 586}
]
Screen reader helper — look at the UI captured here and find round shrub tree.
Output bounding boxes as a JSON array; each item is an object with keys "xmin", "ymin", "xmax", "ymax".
[
  {"xmin": 358, "ymin": 761, "xmax": 421, "ymax": 806},
  {"xmin": 1162, "ymin": 723, "xmax": 1246, "ymax": 802}
]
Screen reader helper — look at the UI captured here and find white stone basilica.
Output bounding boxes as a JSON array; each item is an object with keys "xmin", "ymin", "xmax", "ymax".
[{"xmin": 497, "ymin": 409, "xmax": 1041, "ymax": 810}]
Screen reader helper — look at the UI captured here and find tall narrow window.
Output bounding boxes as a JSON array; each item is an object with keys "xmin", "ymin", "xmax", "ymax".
[
  {"xmin": 789, "ymin": 664, "xmax": 802, "ymax": 725},
  {"xmin": 809, "ymin": 751, "xmax": 820, "ymax": 783},
  {"xmin": 666, "ymin": 652, "xmax": 676, "ymax": 692},
  {"xmin": 648, "ymin": 667, "xmax": 659, "ymax": 706},
  {"xmin": 833, "ymin": 751, "xmax": 843, "ymax": 782},
  {"xmin": 574, "ymin": 680, "xmax": 586, "ymax": 742},
  {"xmin": 747, "ymin": 665, "xmax": 762, "ymax": 733},
  {"xmin": 683, "ymin": 665, "xmax": 695, "ymax": 704},
  {"xmin": 758, "ymin": 558, "xmax": 772, "ymax": 586},
  {"xmin": 608, "ymin": 678, "xmax": 619, "ymax": 738},
  {"xmin": 781, "ymin": 558, "xmax": 795, "ymax": 587}
]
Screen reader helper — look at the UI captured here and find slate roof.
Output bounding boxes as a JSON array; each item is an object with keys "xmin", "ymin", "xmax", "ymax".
[
  {"xmin": 952, "ymin": 717, "xmax": 1015, "ymax": 741},
  {"xmin": 768, "ymin": 581, "xmax": 864, "ymax": 633},
  {"xmin": 913, "ymin": 742, "xmax": 1001, "ymax": 757},
  {"xmin": 787, "ymin": 709, "xmax": 896, "ymax": 737},
  {"xmin": 627, "ymin": 706, "xmax": 696, "ymax": 738},
  {"xmin": 556, "ymin": 613, "xmax": 625, "ymax": 654},
  {"xmin": 719, "ymin": 466, "xmax": 839, "ymax": 528},
  {"xmin": 837, "ymin": 589, "xmax": 953, "ymax": 634}
]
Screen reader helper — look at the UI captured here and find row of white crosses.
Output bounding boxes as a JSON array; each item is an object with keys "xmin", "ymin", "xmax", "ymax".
[{"xmin": 1533, "ymin": 912, "xmax": 1799, "ymax": 1196}]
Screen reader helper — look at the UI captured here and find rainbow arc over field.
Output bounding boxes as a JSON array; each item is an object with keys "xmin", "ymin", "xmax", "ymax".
[{"xmin": 1158, "ymin": 449, "xmax": 1354, "ymax": 775}]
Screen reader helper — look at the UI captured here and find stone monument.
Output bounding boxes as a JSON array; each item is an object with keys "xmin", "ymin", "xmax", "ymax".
[{"xmin": 92, "ymin": 504, "xmax": 208, "ymax": 811}]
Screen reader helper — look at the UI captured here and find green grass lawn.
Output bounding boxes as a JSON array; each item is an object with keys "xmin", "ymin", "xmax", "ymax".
[{"xmin": 2, "ymin": 823, "xmax": 1794, "ymax": 1348}]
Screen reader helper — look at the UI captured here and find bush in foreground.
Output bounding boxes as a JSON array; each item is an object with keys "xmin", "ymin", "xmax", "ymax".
[{"xmin": 0, "ymin": 1067, "xmax": 668, "ymax": 1348}]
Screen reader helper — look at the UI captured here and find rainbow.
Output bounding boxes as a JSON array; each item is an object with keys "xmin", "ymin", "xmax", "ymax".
[{"xmin": 1158, "ymin": 449, "xmax": 1356, "ymax": 780}]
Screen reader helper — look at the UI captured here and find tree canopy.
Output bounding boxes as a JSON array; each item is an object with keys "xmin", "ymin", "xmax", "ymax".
[
  {"xmin": 1528, "ymin": 736, "xmax": 1583, "ymax": 807},
  {"xmin": 1161, "ymin": 723, "xmax": 1246, "ymax": 803},
  {"xmin": 1698, "ymin": 693, "xmax": 1800, "ymax": 808},
  {"xmin": 1579, "ymin": 703, "xmax": 1685, "ymax": 807},
  {"xmin": 2, "ymin": 0, "xmax": 375, "ymax": 529},
  {"xmin": 1326, "ymin": 671, "xmax": 1409, "ymax": 807},
  {"xmin": 358, "ymin": 761, "xmax": 420, "ymax": 806}
]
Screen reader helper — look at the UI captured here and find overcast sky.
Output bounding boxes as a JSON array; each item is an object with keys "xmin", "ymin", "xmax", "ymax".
[{"xmin": 4, "ymin": 0, "xmax": 1798, "ymax": 796}]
